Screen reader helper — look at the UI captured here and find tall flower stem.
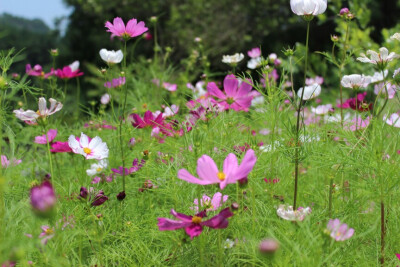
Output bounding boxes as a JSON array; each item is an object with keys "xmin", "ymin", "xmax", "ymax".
[
  {"xmin": 44, "ymin": 127, "xmax": 54, "ymax": 181},
  {"xmin": 328, "ymin": 175, "xmax": 334, "ymax": 218},
  {"xmin": 338, "ymin": 22, "xmax": 350, "ymax": 127},
  {"xmin": 375, "ymin": 70, "xmax": 389, "ymax": 119},
  {"xmin": 293, "ymin": 19, "xmax": 311, "ymax": 210},
  {"xmin": 119, "ymin": 40, "xmax": 128, "ymax": 193},
  {"xmin": 76, "ymin": 77, "xmax": 81, "ymax": 117},
  {"xmin": 380, "ymin": 200, "xmax": 385, "ymax": 265}
]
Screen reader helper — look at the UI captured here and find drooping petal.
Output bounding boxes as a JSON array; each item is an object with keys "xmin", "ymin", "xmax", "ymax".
[
  {"xmin": 38, "ymin": 97, "xmax": 47, "ymax": 115},
  {"xmin": 201, "ymin": 208, "xmax": 234, "ymax": 229},
  {"xmin": 171, "ymin": 209, "xmax": 193, "ymax": 222}
]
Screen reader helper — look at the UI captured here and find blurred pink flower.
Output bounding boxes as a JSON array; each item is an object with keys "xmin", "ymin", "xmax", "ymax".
[
  {"xmin": 55, "ymin": 66, "xmax": 83, "ymax": 79},
  {"xmin": 129, "ymin": 110, "xmax": 165, "ymax": 129},
  {"xmin": 30, "ymin": 181, "xmax": 56, "ymax": 212},
  {"xmin": 247, "ymin": 47, "xmax": 261, "ymax": 58},
  {"xmin": 1, "ymin": 155, "xmax": 21, "ymax": 167},
  {"xmin": 104, "ymin": 77, "xmax": 126, "ymax": 88},
  {"xmin": 105, "ymin": 17, "xmax": 148, "ymax": 40},
  {"xmin": 39, "ymin": 225, "xmax": 55, "ymax": 245},
  {"xmin": 26, "ymin": 64, "xmax": 53, "ymax": 78},
  {"xmin": 192, "ymin": 192, "xmax": 229, "ymax": 212},
  {"xmin": 326, "ymin": 219, "xmax": 354, "ymax": 241},
  {"xmin": 35, "ymin": 129, "xmax": 57, "ymax": 144}
]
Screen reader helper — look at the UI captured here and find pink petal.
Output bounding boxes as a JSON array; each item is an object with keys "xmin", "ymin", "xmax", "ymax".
[
  {"xmin": 112, "ymin": 17, "xmax": 125, "ymax": 35},
  {"xmin": 223, "ymin": 153, "xmax": 239, "ymax": 182},
  {"xmin": 223, "ymin": 74, "xmax": 239, "ymax": 98},
  {"xmin": 234, "ymin": 149, "xmax": 257, "ymax": 180},
  {"xmin": 207, "ymin": 82, "xmax": 226, "ymax": 100},
  {"xmin": 185, "ymin": 224, "xmax": 203, "ymax": 239},
  {"xmin": 196, "ymin": 155, "xmax": 220, "ymax": 183},
  {"xmin": 171, "ymin": 209, "xmax": 193, "ymax": 222},
  {"xmin": 157, "ymin": 218, "xmax": 191, "ymax": 231},
  {"xmin": 177, "ymin": 169, "xmax": 213, "ymax": 185},
  {"xmin": 201, "ymin": 208, "xmax": 233, "ymax": 229}
]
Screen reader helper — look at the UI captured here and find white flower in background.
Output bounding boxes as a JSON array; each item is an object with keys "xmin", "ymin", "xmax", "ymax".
[
  {"xmin": 186, "ymin": 81, "xmax": 207, "ymax": 99},
  {"xmin": 99, "ymin": 49, "xmax": 123, "ymax": 64},
  {"xmin": 86, "ymin": 159, "xmax": 108, "ymax": 176},
  {"xmin": 14, "ymin": 97, "xmax": 63, "ymax": 122},
  {"xmin": 277, "ymin": 204, "xmax": 311, "ymax": 221},
  {"xmin": 247, "ymin": 57, "xmax": 263, "ymax": 69},
  {"xmin": 69, "ymin": 61, "xmax": 80, "ymax": 72},
  {"xmin": 251, "ymin": 95, "xmax": 265, "ymax": 106},
  {"xmin": 163, "ymin": 105, "xmax": 179, "ymax": 117},
  {"xmin": 341, "ymin": 74, "xmax": 371, "ymax": 90},
  {"xmin": 390, "ymin": 33, "xmax": 400, "ymax": 41},
  {"xmin": 325, "ymin": 112, "xmax": 351, "ymax": 123},
  {"xmin": 299, "ymin": 134, "xmax": 320, "ymax": 143},
  {"xmin": 224, "ymin": 239, "xmax": 235, "ymax": 249},
  {"xmin": 68, "ymin": 132, "xmax": 109, "ymax": 160},
  {"xmin": 367, "ymin": 70, "xmax": 388, "ymax": 83},
  {"xmin": 383, "ymin": 113, "xmax": 400, "ymax": 128},
  {"xmin": 260, "ymin": 141, "xmax": 281, "ymax": 153},
  {"xmin": 357, "ymin": 47, "xmax": 399, "ymax": 66},
  {"xmin": 290, "ymin": 0, "xmax": 327, "ymax": 16},
  {"xmin": 101, "ymin": 93, "xmax": 111, "ymax": 105},
  {"xmin": 311, "ymin": 104, "xmax": 332, "ymax": 115},
  {"xmin": 222, "ymin": 53, "xmax": 244, "ymax": 65},
  {"xmin": 297, "ymin": 83, "xmax": 321, "ymax": 100}
]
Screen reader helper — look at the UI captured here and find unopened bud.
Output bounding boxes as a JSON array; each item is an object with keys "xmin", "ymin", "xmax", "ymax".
[
  {"xmin": 259, "ymin": 239, "xmax": 279, "ymax": 254},
  {"xmin": 331, "ymin": 35, "xmax": 339, "ymax": 43}
]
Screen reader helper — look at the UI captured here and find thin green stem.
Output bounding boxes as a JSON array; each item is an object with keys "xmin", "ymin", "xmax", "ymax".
[
  {"xmin": 119, "ymin": 40, "xmax": 128, "ymax": 193},
  {"xmin": 339, "ymin": 22, "xmax": 350, "ymax": 128}
]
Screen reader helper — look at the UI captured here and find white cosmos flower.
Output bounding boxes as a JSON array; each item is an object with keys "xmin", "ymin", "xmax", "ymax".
[
  {"xmin": 277, "ymin": 204, "xmax": 311, "ymax": 221},
  {"xmin": 99, "ymin": 49, "xmax": 123, "ymax": 64},
  {"xmin": 383, "ymin": 113, "xmax": 400, "ymax": 128},
  {"xmin": 186, "ymin": 81, "xmax": 206, "ymax": 99},
  {"xmin": 357, "ymin": 47, "xmax": 399, "ymax": 65},
  {"xmin": 311, "ymin": 104, "xmax": 332, "ymax": 115},
  {"xmin": 14, "ymin": 97, "xmax": 63, "ymax": 122},
  {"xmin": 101, "ymin": 93, "xmax": 111, "ymax": 105},
  {"xmin": 68, "ymin": 132, "xmax": 109, "ymax": 160},
  {"xmin": 69, "ymin": 61, "xmax": 80, "ymax": 72},
  {"xmin": 297, "ymin": 83, "xmax": 321, "ymax": 100},
  {"xmin": 86, "ymin": 159, "xmax": 108, "ymax": 176},
  {"xmin": 222, "ymin": 53, "xmax": 244, "ymax": 64},
  {"xmin": 390, "ymin": 33, "xmax": 400, "ymax": 41},
  {"xmin": 341, "ymin": 74, "xmax": 371, "ymax": 90},
  {"xmin": 290, "ymin": 0, "xmax": 327, "ymax": 16},
  {"xmin": 367, "ymin": 70, "xmax": 388, "ymax": 83},
  {"xmin": 247, "ymin": 57, "xmax": 263, "ymax": 69}
]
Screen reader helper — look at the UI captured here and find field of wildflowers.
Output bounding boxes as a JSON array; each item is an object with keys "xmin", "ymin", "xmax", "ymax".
[{"xmin": 1, "ymin": 0, "xmax": 400, "ymax": 266}]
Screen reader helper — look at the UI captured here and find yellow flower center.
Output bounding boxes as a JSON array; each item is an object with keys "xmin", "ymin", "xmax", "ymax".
[
  {"xmin": 191, "ymin": 216, "xmax": 202, "ymax": 224},
  {"xmin": 96, "ymin": 167, "xmax": 103, "ymax": 172},
  {"xmin": 217, "ymin": 172, "xmax": 226, "ymax": 181},
  {"xmin": 45, "ymin": 228, "xmax": 54, "ymax": 235},
  {"xmin": 83, "ymin": 147, "xmax": 92, "ymax": 154}
]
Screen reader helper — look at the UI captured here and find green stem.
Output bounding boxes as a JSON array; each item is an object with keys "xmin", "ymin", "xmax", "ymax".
[
  {"xmin": 328, "ymin": 176, "xmax": 333, "ymax": 218},
  {"xmin": 76, "ymin": 77, "xmax": 81, "ymax": 116},
  {"xmin": 119, "ymin": 40, "xmax": 128, "ymax": 193},
  {"xmin": 45, "ymin": 128, "xmax": 54, "ymax": 181},
  {"xmin": 375, "ymin": 70, "xmax": 389, "ymax": 119},
  {"xmin": 339, "ymin": 22, "xmax": 350, "ymax": 127}
]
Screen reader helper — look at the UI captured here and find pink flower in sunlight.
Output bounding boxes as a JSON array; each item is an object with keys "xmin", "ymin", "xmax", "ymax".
[
  {"xmin": 344, "ymin": 116, "xmax": 370, "ymax": 131},
  {"xmin": 192, "ymin": 192, "xmax": 229, "ymax": 212},
  {"xmin": 25, "ymin": 64, "xmax": 53, "ymax": 78},
  {"xmin": 129, "ymin": 110, "xmax": 165, "ymax": 129},
  {"xmin": 1, "ymin": 155, "xmax": 22, "ymax": 168},
  {"xmin": 34, "ymin": 129, "xmax": 57, "ymax": 144},
  {"xmin": 247, "ymin": 47, "xmax": 261, "ymax": 58},
  {"xmin": 105, "ymin": 17, "xmax": 148, "ymax": 40},
  {"xmin": 157, "ymin": 208, "xmax": 234, "ymax": 240},
  {"xmin": 39, "ymin": 225, "xmax": 55, "ymax": 245},
  {"xmin": 207, "ymin": 74, "xmax": 257, "ymax": 112},
  {"xmin": 55, "ymin": 66, "xmax": 84, "ymax": 79},
  {"xmin": 68, "ymin": 132, "xmax": 109, "ymax": 160},
  {"xmin": 325, "ymin": 219, "xmax": 354, "ymax": 241},
  {"xmin": 177, "ymin": 149, "xmax": 257, "ymax": 190}
]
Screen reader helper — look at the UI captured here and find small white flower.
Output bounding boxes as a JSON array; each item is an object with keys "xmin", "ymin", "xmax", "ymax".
[
  {"xmin": 222, "ymin": 53, "xmax": 244, "ymax": 64},
  {"xmin": 311, "ymin": 104, "xmax": 332, "ymax": 115},
  {"xmin": 341, "ymin": 74, "xmax": 371, "ymax": 90},
  {"xmin": 68, "ymin": 132, "xmax": 109, "ymax": 160},
  {"xmin": 383, "ymin": 113, "xmax": 400, "ymax": 128},
  {"xmin": 367, "ymin": 70, "xmax": 388, "ymax": 83},
  {"xmin": 101, "ymin": 93, "xmax": 111, "ymax": 105},
  {"xmin": 357, "ymin": 47, "xmax": 399, "ymax": 65},
  {"xmin": 390, "ymin": 33, "xmax": 400, "ymax": 41},
  {"xmin": 247, "ymin": 57, "xmax": 263, "ymax": 69},
  {"xmin": 224, "ymin": 238, "xmax": 235, "ymax": 249},
  {"xmin": 297, "ymin": 83, "xmax": 321, "ymax": 100},
  {"xmin": 325, "ymin": 112, "xmax": 351, "ymax": 123},
  {"xmin": 276, "ymin": 204, "xmax": 311, "ymax": 221},
  {"xmin": 251, "ymin": 95, "xmax": 265, "ymax": 106},
  {"xmin": 99, "ymin": 49, "xmax": 123, "ymax": 64},
  {"xmin": 14, "ymin": 97, "xmax": 63, "ymax": 122},
  {"xmin": 290, "ymin": 0, "xmax": 327, "ymax": 16},
  {"xmin": 260, "ymin": 141, "xmax": 281, "ymax": 153},
  {"xmin": 69, "ymin": 61, "xmax": 80, "ymax": 72},
  {"xmin": 86, "ymin": 159, "xmax": 108, "ymax": 176}
]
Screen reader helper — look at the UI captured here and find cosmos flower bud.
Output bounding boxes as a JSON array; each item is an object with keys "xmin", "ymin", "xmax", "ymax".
[
  {"xmin": 50, "ymin": 49, "xmax": 59, "ymax": 57},
  {"xmin": 331, "ymin": 35, "xmax": 339, "ymax": 43},
  {"xmin": 79, "ymin": 187, "xmax": 88, "ymax": 199},
  {"xmin": 91, "ymin": 191, "xmax": 108, "ymax": 206},
  {"xmin": 339, "ymin": 7, "xmax": 349, "ymax": 16},
  {"xmin": 116, "ymin": 191, "xmax": 126, "ymax": 201},
  {"xmin": 259, "ymin": 239, "xmax": 280, "ymax": 254}
]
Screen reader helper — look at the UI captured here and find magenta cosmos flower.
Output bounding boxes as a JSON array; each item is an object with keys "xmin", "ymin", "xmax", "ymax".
[
  {"xmin": 326, "ymin": 219, "xmax": 354, "ymax": 241},
  {"xmin": 178, "ymin": 149, "xmax": 257, "ymax": 190},
  {"xmin": 26, "ymin": 64, "xmax": 54, "ymax": 78},
  {"xmin": 30, "ymin": 181, "xmax": 56, "ymax": 212},
  {"xmin": 207, "ymin": 74, "xmax": 256, "ymax": 111},
  {"xmin": 157, "ymin": 208, "xmax": 234, "ymax": 240},
  {"xmin": 34, "ymin": 129, "xmax": 57, "ymax": 144},
  {"xmin": 55, "ymin": 66, "xmax": 84, "ymax": 79},
  {"xmin": 129, "ymin": 110, "xmax": 165, "ymax": 129},
  {"xmin": 112, "ymin": 158, "xmax": 145, "ymax": 176},
  {"xmin": 105, "ymin": 17, "xmax": 148, "ymax": 40}
]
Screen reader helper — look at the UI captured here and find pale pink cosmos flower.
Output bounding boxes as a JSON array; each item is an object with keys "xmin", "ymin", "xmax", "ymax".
[
  {"xmin": 14, "ymin": 97, "xmax": 63, "ymax": 123},
  {"xmin": 1, "ymin": 155, "xmax": 22, "ymax": 167},
  {"xmin": 104, "ymin": 77, "xmax": 126, "ymax": 88},
  {"xmin": 39, "ymin": 225, "xmax": 55, "ymax": 245},
  {"xmin": 344, "ymin": 116, "xmax": 370, "ymax": 131},
  {"xmin": 357, "ymin": 47, "xmax": 399, "ymax": 67},
  {"xmin": 276, "ymin": 204, "xmax": 311, "ymax": 221},
  {"xmin": 306, "ymin": 76, "xmax": 324, "ymax": 85},
  {"xmin": 326, "ymin": 219, "xmax": 354, "ymax": 241},
  {"xmin": 311, "ymin": 104, "xmax": 333, "ymax": 115},
  {"xmin": 383, "ymin": 113, "xmax": 400, "ymax": 128},
  {"xmin": 247, "ymin": 47, "xmax": 261, "ymax": 58},
  {"xmin": 177, "ymin": 149, "xmax": 257, "ymax": 190},
  {"xmin": 152, "ymin": 79, "xmax": 177, "ymax": 92},
  {"xmin": 341, "ymin": 74, "xmax": 371, "ymax": 90},
  {"xmin": 101, "ymin": 93, "xmax": 111, "ymax": 105},
  {"xmin": 374, "ymin": 83, "xmax": 397, "ymax": 99},
  {"xmin": 192, "ymin": 192, "xmax": 229, "ymax": 212},
  {"xmin": 207, "ymin": 74, "xmax": 257, "ymax": 112},
  {"xmin": 105, "ymin": 17, "xmax": 148, "ymax": 40},
  {"xmin": 34, "ymin": 129, "xmax": 57, "ymax": 144},
  {"xmin": 68, "ymin": 132, "xmax": 109, "ymax": 160}
]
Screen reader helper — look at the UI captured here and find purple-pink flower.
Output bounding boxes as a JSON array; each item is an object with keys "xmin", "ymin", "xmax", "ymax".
[
  {"xmin": 129, "ymin": 110, "xmax": 165, "ymax": 129},
  {"xmin": 25, "ymin": 64, "xmax": 54, "ymax": 79},
  {"xmin": 192, "ymin": 192, "xmax": 228, "ymax": 212},
  {"xmin": 55, "ymin": 66, "xmax": 83, "ymax": 79},
  {"xmin": 157, "ymin": 208, "xmax": 234, "ymax": 240},
  {"xmin": 326, "ymin": 219, "xmax": 354, "ymax": 241},
  {"xmin": 178, "ymin": 149, "xmax": 257, "ymax": 190},
  {"xmin": 104, "ymin": 76, "xmax": 126, "ymax": 88},
  {"xmin": 247, "ymin": 47, "xmax": 261, "ymax": 58},
  {"xmin": 34, "ymin": 129, "xmax": 57, "ymax": 144},
  {"xmin": 207, "ymin": 74, "xmax": 257, "ymax": 112},
  {"xmin": 30, "ymin": 181, "xmax": 56, "ymax": 212},
  {"xmin": 105, "ymin": 17, "xmax": 148, "ymax": 40},
  {"xmin": 39, "ymin": 225, "xmax": 55, "ymax": 245},
  {"xmin": 112, "ymin": 158, "xmax": 145, "ymax": 176},
  {"xmin": 1, "ymin": 155, "xmax": 22, "ymax": 167}
]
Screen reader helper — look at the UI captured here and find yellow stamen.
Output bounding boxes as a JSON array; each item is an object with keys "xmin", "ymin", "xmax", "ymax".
[
  {"xmin": 217, "ymin": 172, "xmax": 226, "ymax": 181},
  {"xmin": 96, "ymin": 167, "xmax": 102, "ymax": 172},
  {"xmin": 191, "ymin": 216, "xmax": 202, "ymax": 224},
  {"xmin": 45, "ymin": 228, "xmax": 54, "ymax": 235},
  {"xmin": 83, "ymin": 147, "xmax": 92, "ymax": 154}
]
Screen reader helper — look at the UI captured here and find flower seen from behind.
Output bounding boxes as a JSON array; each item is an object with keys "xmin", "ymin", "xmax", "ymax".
[
  {"xmin": 30, "ymin": 181, "xmax": 56, "ymax": 213},
  {"xmin": 276, "ymin": 204, "xmax": 311, "ymax": 221}
]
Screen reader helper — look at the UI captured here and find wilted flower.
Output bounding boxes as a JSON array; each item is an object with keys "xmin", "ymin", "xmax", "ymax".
[
  {"xmin": 383, "ymin": 113, "xmax": 400, "ymax": 128},
  {"xmin": 116, "ymin": 191, "xmax": 126, "ymax": 201},
  {"xmin": 325, "ymin": 219, "xmax": 354, "ymax": 241},
  {"xmin": 14, "ymin": 97, "xmax": 63, "ymax": 123},
  {"xmin": 177, "ymin": 149, "xmax": 257, "ymax": 190},
  {"xmin": 34, "ymin": 129, "xmax": 57, "ymax": 144},
  {"xmin": 105, "ymin": 17, "xmax": 148, "ymax": 40},
  {"xmin": 341, "ymin": 74, "xmax": 371, "ymax": 90},
  {"xmin": 30, "ymin": 181, "xmax": 56, "ymax": 213},
  {"xmin": 192, "ymin": 192, "xmax": 229, "ymax": 212},
  {"xmin": 86, "ymin": 159, "xmax": 108, "ymax": 176},
  {"xmin": 157, "ymin": 208, "xmax": 234, "ymax": 239},
  {"xmin": 99, "ymin": 49, "xmax": 123, "ymax": 64},
  {"xmin": 290, "ymin": 0, "xmax": 327, "ymax": 16},
  {"xmin": 357, "ymin": 47, "xmax": 399, "ymax": 70},
  {"xmin": 222, "ymin": 53, "xmax": 244, "ymax": 65},
  {"xmin": 104, "ymin": 77, "xmax": 126, "ymax": 88},
  {"xmin": 297, "ymin": 83, "xmax": 321, "ymax": 100},
  {"xmin": 276, "ymin": 204, "xmax": 311, "ymax": 221},
  {"xmin": 1, "ymin": 155, "xmax": 22, "ymax": 168},
  {"xmin": 91, "ymin": 191, "xmax": 109, "ymax": 206},
  {"xmin": 68, "ymin": 132, "xmax": 109, "ymax": 160}
]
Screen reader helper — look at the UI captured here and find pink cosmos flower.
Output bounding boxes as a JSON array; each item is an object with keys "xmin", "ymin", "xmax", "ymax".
[
  {"xmin": 152, "ymin": 79, "xmax": 177, "ymax": 92},
  {"xmin": 55, "ymin": 66, "xmax": 83, "ymax": 79},
  {"xmin": 383, "ymin": 113, "xmax": 400, "ymax": 128},
  {"xmin": 159, "ymin": 121, "xmax": 192, "ymax": 138},
  {"xmin": 30, "ymin": 181, "xmax": 56, "ymax": 212},
  {"xmin": 326, "ymin": 219, "xmax": 354, "ymax": 241},
  {"xmin": 338, "ymin": 92, "xmax": 372, "ymax": 112},
  {"xmin": 248, "ymin": 47, "xmax": 261, "ymax": 58},
  {"xmin": 177, "ymin": 149, "xmax": 257, "ymax": 190},
  {"xmin": 207, "ymin": 74, "xmax": 257, "ymax": 112},
  {"xmin": 105, "ymin": 17, "xmax": 148, "ymax": 40},
  {"xmin": 84, "ymin": 121, "xmax": 116, "ymax": 130},
  {"xmin": 104, "ymin": 77, "xmax": 126, "ymax": 88},
  {"xmin": 374, "ymin": 82, "xmax": 397, "ymax": 99},
  {"xmin": 306, "ymin": 76, "xmax": 324, "ymax": 86},
  {"xmin": 344, "ymin": 116, "xmax": 371, "ymax": 131},
  {"xmin": 39, "ymin": 225, "xmax": 55, "ymax": 245},
  {"xmin": 50, "ymin": 141, "xmax": 72, "ymax": 153},
  {"xmin": 112, "ymin": 158, "xmax": 145, "ymax": 176},
  {"xmin": 129, "ymin": 110, "xmax": 165, "ymax": 129},
  {"xmin": 1, "ymin": 155, "xmax": 22, "ymax": 167},
  {"xmin": 26, "ymin": 64, "xmax": 54, "ymax": 78},
  {"xmin": 34, "ymin": 129, "xmax": 57, "ymax": 144},
  {"xmin": 192, "ymin": 192, "xmax": 229, "ymax": 212},
  {"xmin": 157, "ymin": 208, "xmax": 234, "ymax": 240}
]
